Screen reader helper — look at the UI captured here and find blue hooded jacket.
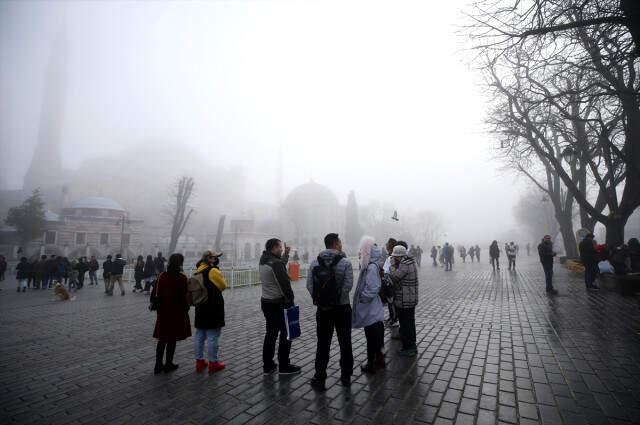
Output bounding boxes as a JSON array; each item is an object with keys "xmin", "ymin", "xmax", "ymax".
[{"xmin": 352, "ymin": 245, "xmax": 384, "ymax": 328}]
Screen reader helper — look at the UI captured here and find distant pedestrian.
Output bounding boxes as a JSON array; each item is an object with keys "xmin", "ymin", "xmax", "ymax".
[
  {"xmin": 430, "ymin": 246, "xmax": 438, "ymax": 266},
  {"xmin": 415, "ymin": 245, "xmax": 423, "ymax": 267},
  {"xmin": 154, "ymin": 252, "xmax": 167, "ymax": 275},
  {"xmin": 16, "ymin": 257, "xmax": 28, "ymax": 292},
  {"xmin": 389, "ymin": 244, "xmax": 419, "ymax": 357},
  {"xmin": 506, "ymin": 242, "xmax": 517, "ymax": 271},
  {"xmin": 475, "ymin": 245, "xmax": 481, "ymax": 262},
  {"xmin": 353, "ymin": 237, "xmax": 385, "ymax": 374},
  {"xmin": 143, "ymin": 255, "xmax": 156, "ymax": 294},
  {"xmin": 259, "ymin": 239, "xmax": 301, "ymax": 376},
  {"xmin": 538, "ymin": 235, "xmax": 558, "ymax": 294},
  {"xmin": 579, "ymin": 233, "xmax": 599, "ymax": 290},
  {"xmin": 307, "ymin": 233, "xmax": 354, "ymax": 391},
  {"xmin": 102, "ymin": 255, "xmax": 113, "ymax": 294},
  {"xmin": 443, "ymin": 243, "xmax": 454, "ymax": 271},
  {"xmin": 75, "ymin": 257, "xmax": 89, "ymax": 288},
  {"xmin": 108, "ymin": 254, "xmax": 127, "ymax": 296},
  {"xmin": 468, "ymin": 246, "xmax": 475, "ymax": 262},
  {"xmin": 45, "ymin": 255, "xmax": 57, "ymax": 289},
  {"xmin": 489, "ymin": 241, "xmax": 500, "ymax": 271},
  {"xmin": 35, "ymin": 255, "xmax": 48, "ymax": 290},
  {"xmin": 459, "ymin": 246, "xmax": 467, "ymax": 263},
  {"xmin": 88, "ymin": 256, "xmax": 99, "ymax": 285},
  {"xmin": 133, "ymin": 255, "xmax": 145, "ymax": 293},
  {"xmin": 193, "ymin": 250, "xmax": 227, "ymax": 374},
  {"xmin": 0, "ymin": 255, "xmax": 6, "ymax": 282},
  {"xmin": 153, "ymin": 253, "xmax": 192, "ymax": 374}
]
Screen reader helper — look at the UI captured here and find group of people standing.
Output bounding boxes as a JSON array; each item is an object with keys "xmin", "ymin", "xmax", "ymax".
[
  {"xmin": 429, "ymin": 244, "xmax": 482, "ymax": 270},
  {"xmin": 13, "ymin": 254, "xmax": 100, "ymax": 292},
  {"xmin": 149, "ymin": 232, "xmax": 421, "ymax": 391},
  {"xmin": 257, "ymin": 233, "xmax": 419, "ymax": 391}
]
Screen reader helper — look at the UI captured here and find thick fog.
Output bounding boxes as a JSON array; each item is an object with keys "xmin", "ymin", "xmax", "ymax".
[{"xmin": 0, "ymin": 0, "xmax": 524, "ymax": 245}]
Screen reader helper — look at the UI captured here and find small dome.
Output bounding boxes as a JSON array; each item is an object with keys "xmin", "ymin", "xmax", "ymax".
[
  {"xmin": 283, "ymin": 181, "xmax": 339, "ymax": 208},
  {"xmin": 69, "ymin": 197, "xmax": 124, "ymax": 211}
]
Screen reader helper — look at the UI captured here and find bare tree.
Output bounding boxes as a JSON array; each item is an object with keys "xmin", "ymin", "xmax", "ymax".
[
  {"xmin": 469, "ymin": 0, "xmax": 640, "ymax": 246},
  {"xmin": 167, "ymin": 176, "xmax": 195, "ymax": 254}
]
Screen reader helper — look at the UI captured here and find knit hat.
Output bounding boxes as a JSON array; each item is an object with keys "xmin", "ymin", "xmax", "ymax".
[{"xmin": 391, "ymin": 245, "xmax": 408, "ymax": 257}]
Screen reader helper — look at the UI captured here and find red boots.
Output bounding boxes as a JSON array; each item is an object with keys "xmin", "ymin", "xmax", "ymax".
[{"xmin": 208, "ymin": 361, "xmax": 225, "ymax": 373}]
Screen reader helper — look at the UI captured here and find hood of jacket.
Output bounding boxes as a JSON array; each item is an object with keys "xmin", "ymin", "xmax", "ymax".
[
  {"xmin": 317, "ymin": 249, "xmax": 347, "ymax": 265},
  {"xmin": 259, "ymin": 250, "xmax": 283, "ymax": 265}
]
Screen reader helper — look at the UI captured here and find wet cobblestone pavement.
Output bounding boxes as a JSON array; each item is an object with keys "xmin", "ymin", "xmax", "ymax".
[{"xmin": 1, "ymin": 256, "xmax": 640, "ymax": 424}]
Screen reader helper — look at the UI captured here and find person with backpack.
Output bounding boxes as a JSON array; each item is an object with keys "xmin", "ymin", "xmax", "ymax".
[
  {"xmin": 489, "ymin": 241, "xmax": 500, "ymax": 271},
  {"xmin": 353, "ymin": 237, "xmax": 385, "ymax": 374},
  {"xmin": 258, "ymin": 239, "xmax": 300, "ymax": 376},
  {"xmin": 192, "ymin": 250, "xmax": 227, "ymax": 373},
  {"xmin": 307, "ymin": 233, "xmax": 354, "ymax": 390},
  {"xmin": 102, "ymin": 255, "xmax": 113, "ymax": 294},
  {"xmin": 153, "ymin": 253, "xmax": 191, "ymax": 374},
  {"xmin": 430, "ymin": 246, "xmax": 438, "ymax": 266}
]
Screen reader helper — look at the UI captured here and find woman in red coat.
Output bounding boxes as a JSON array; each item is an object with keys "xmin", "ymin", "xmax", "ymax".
[{"xmin": 153, "ymin": 253, "xmax": 192, "ymax": 374}]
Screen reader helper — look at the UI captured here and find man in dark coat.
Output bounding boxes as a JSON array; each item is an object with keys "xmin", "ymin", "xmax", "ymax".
[
  {"xmin": 102, "ymin": 255, "xmax": 113, "ymax": 294},
  {"xmin": 538, "ymin": 235, "xmax": 558, "ymax": 294},
  {"xmin": 579, "ymin": 233, "xmax": 600, "ymax": 290}
]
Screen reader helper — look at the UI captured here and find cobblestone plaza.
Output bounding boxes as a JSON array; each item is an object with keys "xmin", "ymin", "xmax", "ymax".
[{"xmin": 1, "ymin": 257, "xmax": 640, "ymax": 425}]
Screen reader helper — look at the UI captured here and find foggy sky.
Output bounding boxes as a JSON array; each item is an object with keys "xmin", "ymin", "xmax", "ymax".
[{"xmin": 0, "ymin": 0, "xmax": 525, "ymax": 243}]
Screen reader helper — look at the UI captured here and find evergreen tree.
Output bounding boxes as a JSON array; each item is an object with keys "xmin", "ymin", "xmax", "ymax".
[
  {"xmin": 5, "ymin": 189, "xmax": 46, "ymax": 246},
  {"xmin": 344, "ymin": 190, "xmax": 363, "ymax": 248}
]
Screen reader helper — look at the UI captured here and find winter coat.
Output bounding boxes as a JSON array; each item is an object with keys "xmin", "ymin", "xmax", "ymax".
[
  {"xmin": 111, "ymin": 258, "xmax": 126, "ymax": 275},
  {"xmin": 306, "ymin": 249, "xmax": 354, "ymax": 306},
  {"xmin": 134, "ymin": 261, "xmax": 145, "ymax": 280},
  {"xmin": 506, "ymin": 245, "xmax": 517, "ymax": 257},
  {"xmin": 89, "ymin": 259, "xmax": 99, "ymax": 272},
  {"xmin": 537, "ymin": 240, "xmax": 555, "ymax": 265},
  {"xmin": 143, "ymin": 259, "xmax": 155, "ymax": 279},
  {"xmin": 352, "ymin": 246, "xmax": 384, "ymax": 328},
  {"xmin": 102, "ymin": 260, "xmax": 113, "ymax": 278},
  {"xmin": 153, "ymin": 272, "xmax": 192, "ymax": 341},
  {"xmin": 579, "ymin": 238, "xmax": 597, "ymax": 266},
  {"xmin": 489, "ymin": 243, "xmax": 500, "ymax": 259},
  {"xmin": 627, "ymin": 239, "xmax": 640, "ymax": 273},
  {"xmin": 194, "ymin": 264, "xmax": 227, "ymax": 329},
  {"xmin": 259, "ymin": 251, "xmax": 293, "ymax": 304},
  {"xmin": 389, "ymin": 255, "xmax": 419, "ymax": 309},
  {"xmin": 154, "ymin": 256, "xmax": 166, "ymax": 274},
  {"xmin": 16, "ymin": 261, "xmax": 28, "ymax": 280}
]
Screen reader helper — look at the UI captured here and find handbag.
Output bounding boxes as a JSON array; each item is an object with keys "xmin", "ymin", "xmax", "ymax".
[
  {"xmin": 148, "ymin": 273, "xmax": 163, "ymax": 311},
  {"xmin": 284, "ymin": 305, "xmax": 301, "ymax": 340}
]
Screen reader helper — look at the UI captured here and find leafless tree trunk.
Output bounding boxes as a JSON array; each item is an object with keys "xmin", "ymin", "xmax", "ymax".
[{"xmin": 168, "ymin": 176, "xmax": 195, "ymax": 254}]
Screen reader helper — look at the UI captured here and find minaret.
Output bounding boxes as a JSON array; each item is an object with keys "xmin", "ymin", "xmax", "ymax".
[{"xmin": 23, "ymin": 33, "xmax": 67, "ymax": 191}]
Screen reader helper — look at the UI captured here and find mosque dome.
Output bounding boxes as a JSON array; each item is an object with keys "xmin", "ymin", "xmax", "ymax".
[
  {"xmin": 282, "ymin": 181, "xmax": 339, "ymax": 209},
  {"xmin": 69, "ymin": 197, "xmax": 125, "ymax": 212}
]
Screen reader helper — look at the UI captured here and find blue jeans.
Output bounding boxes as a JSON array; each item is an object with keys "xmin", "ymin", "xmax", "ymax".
[{"xmin": 195, "ymin": 328, "xmax": 221, "ymax": 362}]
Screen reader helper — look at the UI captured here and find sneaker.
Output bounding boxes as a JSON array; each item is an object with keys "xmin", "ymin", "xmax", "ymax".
[
  {"xmin": 360, "ymin": 363, "xmax": 376, "ymax": 374},
  {"xmin": 164, "ymin": 363, "xmax": 179, "ymax": 373},
  {"xmin": 398, "ymin": 347, "xmax": 417, "ymax": 357},
  {"xmin": 279, "ymin": 364, "xmax": 301, "ymax": 375},
  {"xmin": 208, "ymin": 361, "xmax": 225, "ymax": 373},
  {"xmin": 195, "ymin": 359, "xmax": 207, "ymax": 372},
  {"xmin": 310, "ymin": 377, "xmax": 326, "ymax": 391},
  {"xmin": 263, "ymin": 363, "xmax": 278, "ymax": 375},
  {"xmin": 391, "ymin": 321, "xmax": 400, "ymax": 328}
]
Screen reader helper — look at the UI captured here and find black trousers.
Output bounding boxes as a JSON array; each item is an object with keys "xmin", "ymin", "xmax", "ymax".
[
  {"xmin": 397, "ymin": 307, "xmax": 416, "ymax": 350},
  {"xmin": 584, "ymin": 264, "xmax": 598, "ymax": 287},
  {"xmin": 491, "ymin": 257, "xmax": 500, "ymax": 270},
  {"xmin": 508, "ymin": 256, "xmax": 516, "ymax": 270},
  {"xmin": 364, "ymin": 321, "xmax": 384, "ymax": 363},
  {"xmin": 314, "ymin": 304, "xmax": 353, "ymax": 381},
  {"xmin": 261, "ymin": 300, "xmax": 292, "ymax": 371},
  {"xmin": 542, "ymin": 262, "xmax": 554, "ymax": 291}
]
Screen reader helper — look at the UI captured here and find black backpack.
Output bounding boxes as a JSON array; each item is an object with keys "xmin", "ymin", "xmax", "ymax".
[{"xmin": 312, "ymin": 255, "xmax": 343, "ymax": 307}]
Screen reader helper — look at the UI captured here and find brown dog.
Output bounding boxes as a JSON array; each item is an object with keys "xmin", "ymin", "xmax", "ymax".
[{"xmin": 53, "ymin": 282, "xmax": 70, "ymax": 301}]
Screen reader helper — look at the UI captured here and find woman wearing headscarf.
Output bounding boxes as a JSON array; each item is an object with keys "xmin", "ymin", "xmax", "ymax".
[
  {"xmin": 152, "ymin": 253, "xmax": 191, "ymax": 374},
  {"xmin": 352, "ymin": 236, "xmax": 385, "ymax": 374}
]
